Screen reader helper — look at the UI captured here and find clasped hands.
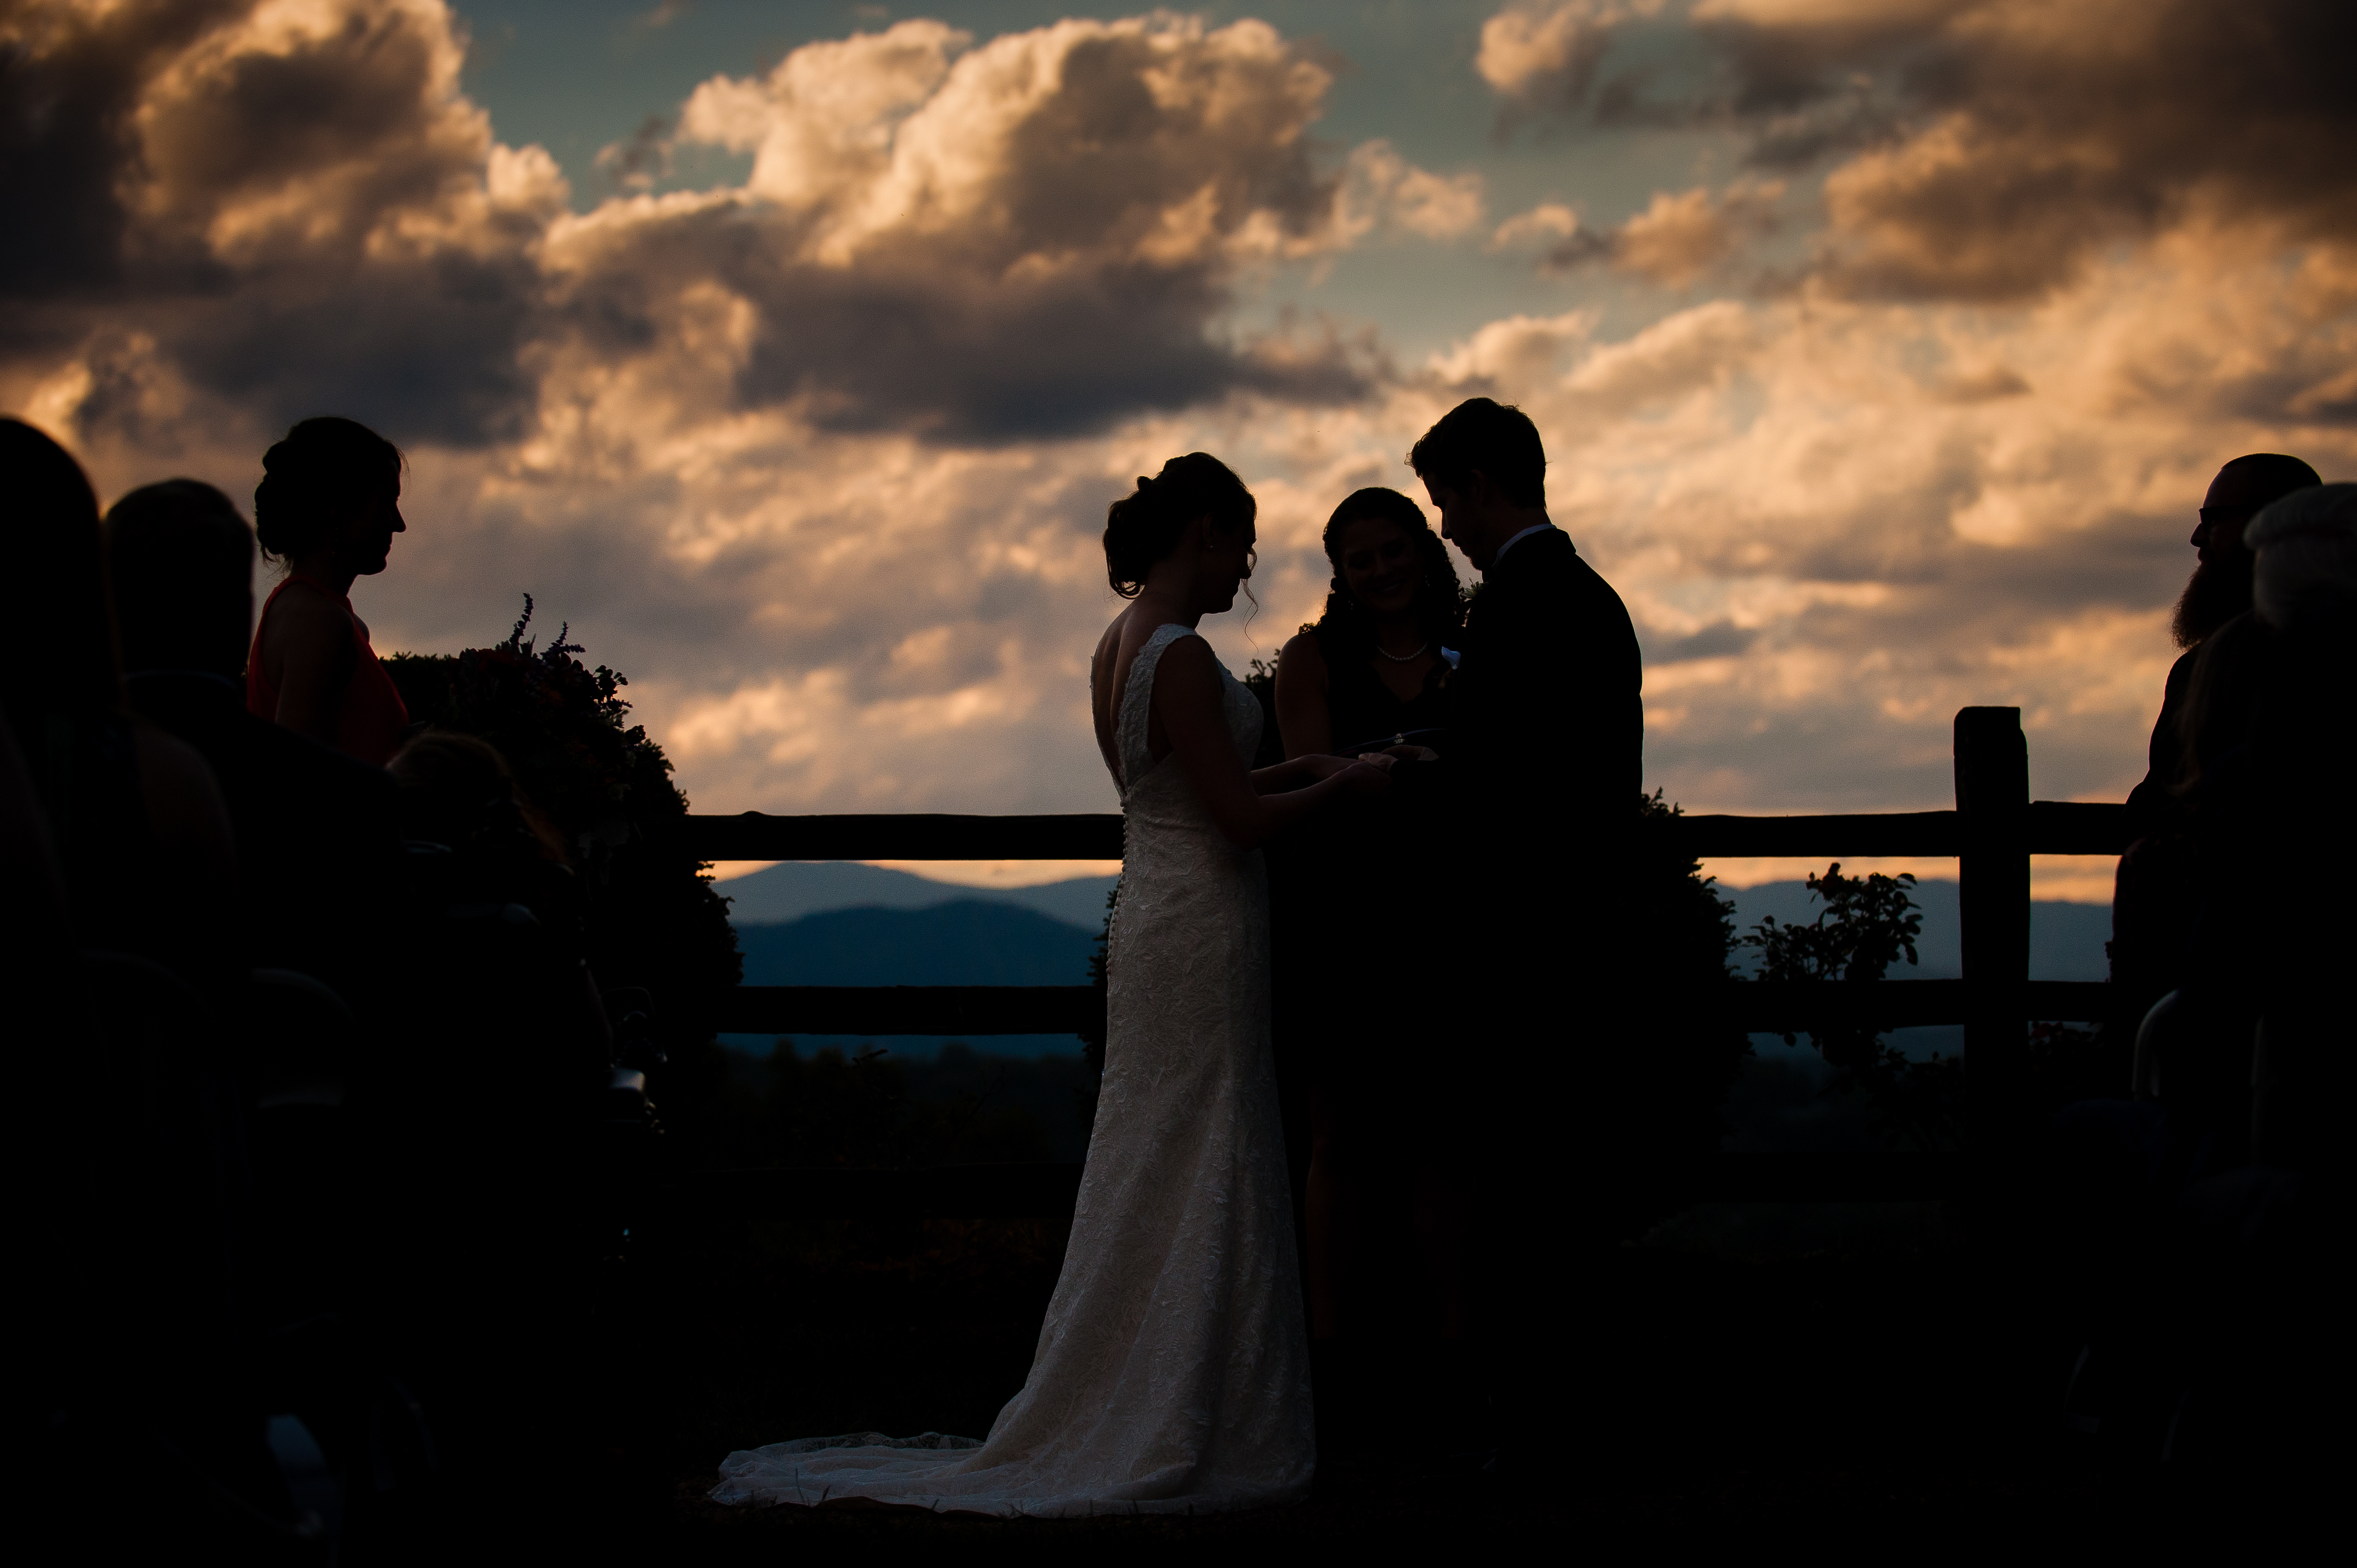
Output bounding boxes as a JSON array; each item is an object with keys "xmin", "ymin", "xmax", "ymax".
[{"xmin": 1301, "ymin": 743, "xmax": 1438, "ymax": 795}]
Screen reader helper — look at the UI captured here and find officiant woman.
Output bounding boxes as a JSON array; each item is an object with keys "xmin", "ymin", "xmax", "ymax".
[{"xmin": 1270, "ymin": 485, "xmax": 1468, "ymax": 1440}]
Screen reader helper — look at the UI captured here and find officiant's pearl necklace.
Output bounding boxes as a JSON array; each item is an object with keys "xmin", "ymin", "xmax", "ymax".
[{"xmin": 1376, "ymin": 641, "xmax": 1429, "ymax": 662}]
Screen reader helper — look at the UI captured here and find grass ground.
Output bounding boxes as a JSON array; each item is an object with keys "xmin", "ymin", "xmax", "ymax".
[{"xmin": 339, "ymin": 1198, "xmax": 2308, "ymax": 1560}]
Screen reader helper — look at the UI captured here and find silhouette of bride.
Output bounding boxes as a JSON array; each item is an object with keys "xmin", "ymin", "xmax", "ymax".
[{"xmin": 711, "ymin": 453, "xmax": 1389, "ymax": 1516}]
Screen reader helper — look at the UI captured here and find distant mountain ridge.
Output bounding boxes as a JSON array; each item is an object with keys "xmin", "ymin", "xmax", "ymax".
[
  {"xmin": 717, "ymin": 865, "xmax": 2110, "ymax": 982},
  {"xmin": 735, "ymin": 900, "xmax": 1099, "ymax": 988},
  {"xmin": 714, "ymin": 866, "xmax": 2111, "ymax": 1061},
  {"xmin": 719, "ymin": 860, "xmax": 1117, "ymax": 929},
  {"xmin": 725, "ymin": 894, "xmax": 1102, "ymax": 1059}
]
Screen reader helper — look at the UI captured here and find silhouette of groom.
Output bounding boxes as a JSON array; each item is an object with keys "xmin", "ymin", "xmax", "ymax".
[
  {"xmin": 1408, "ymin": 398, "xmax": 1641, "ymax": 1417},
  {"xmin": 1413, "ymin": 399, "xmax": 1641, "ymax": 882}
]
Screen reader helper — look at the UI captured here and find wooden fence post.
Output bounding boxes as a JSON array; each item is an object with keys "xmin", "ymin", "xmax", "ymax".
[{"xmin": 1954, "ymin": 707, "xmax": 2030, "ymax": 1153}]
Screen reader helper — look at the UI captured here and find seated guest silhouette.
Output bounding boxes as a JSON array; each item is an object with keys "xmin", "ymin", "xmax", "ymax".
[
  {"xmin": 105, "ymin": 479, "xmax": 407, "ymax": 1012},
  {"xmin": 2173, "ymin": 483, "xmax": 2354, "ymax": 1176},
  {"xmin": 0, "ymin": 420, "xmax": 238, "ymax": 982},
  {"xmin": 2057, "ymin": 486, "xmax": 2352, "ymax": 1462},
  {"xmin": 2, "ymin": 419, "xmax": 255, "ymax": 1533},
  {"xmin": 2109, "ymin": 453, "xmax": 2320, "ymax": 1070},
  {"xmin": 1270, "ymin": 487, "xmax": 1465, "ymax": 1432},
  {"xmin": 2123, "ymin": 453, "xmax": 2322, "ymax": 837},
  {"xmin": 246, "ymin": 417, "xmax": 412, "ymax": 765},
  {"xmin": 382, "ymin": 730, "xmax": 613, "ymax": 1482},
  {"xmin": 387, "ymin": 730, "xmax": 612, "ymax": 1117}
]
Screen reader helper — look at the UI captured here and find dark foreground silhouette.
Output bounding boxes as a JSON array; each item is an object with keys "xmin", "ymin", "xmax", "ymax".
[{"xmin": 4, "ymin": 405, "xmax": 2346, "ymax": 1552}]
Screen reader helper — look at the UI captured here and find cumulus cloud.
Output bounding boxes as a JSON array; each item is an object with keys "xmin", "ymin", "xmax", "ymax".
[
  {"xmin": 1339, "ymin": 141, "xmax": 1488, "ymax": 243},
  {"xmin": 595, "ymin": 115, "xmax": 675, "ymax": 194},
  {"xmin": 1483, "ymin": 1, "xmax": 2357, "ymax": 302},
  {"xmin": 1424, "ymin": 308, "xmax": 1597, "ymax": 388},
  {"xmin": 549, "ymin": 16, "xmax": 1444, "ymax": 441},
  {"xmin": 1408, "ymin": 230, "xmax": 2357, "ymax": 808},
  {"xmin": 4, "ymin": 7, "xmax": 1471, "ymax": 455},
  {"xmin": 1477, "ymin": 1, "xmax": 1658, "ymax": 119},
  {"xmin": 1, "ymin": 0, "xmax": 559, "ymax": 445},
  {"xmin": 0, "ymin": 4, "xmax": 1462, "ymax": 816},
  {"xmin": 1493, "ymin": 181, "xmax": 1781, "ymax": 288},
  {"xmin": 1804, "ymin": 0, "xmax": 2356, "ymax": 303},
  {"xmin": 1612, "ymin": 181, "xmax": 1782, "ymax": 287},
  {"xmin": 15, "ymin": 0, "xmax": 2353, "ymax": 838},
  {"xmin": 1488, "ymin": 201, "xmax": 1579, "ymax": 252},
  {"xmin": 1716, "ymin": 0, "xmax": 2354, "ymax": 301}
]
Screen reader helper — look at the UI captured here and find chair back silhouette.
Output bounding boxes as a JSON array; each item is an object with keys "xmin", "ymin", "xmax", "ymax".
[{"xmin": 49, "ymin": 951, "xmax": 245, "ymax": 1421}]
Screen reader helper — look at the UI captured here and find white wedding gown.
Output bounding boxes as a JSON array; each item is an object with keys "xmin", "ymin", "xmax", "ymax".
[{"xmin": 711, "ymin": 622, "xmax": 1315, "ymax": 1516}]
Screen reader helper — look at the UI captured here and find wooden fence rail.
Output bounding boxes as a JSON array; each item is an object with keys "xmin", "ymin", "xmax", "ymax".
[
  {"xmin": 671, "ymin": 799, "xmax": 2129, "ymax": 864},
  {"xmin": 706, "ymin": 979, "xmax": 2113, "ymax": 1037},
  {"xmin": 681, "ymin": 707, "xmax": 2117, "ymax": 1210}
]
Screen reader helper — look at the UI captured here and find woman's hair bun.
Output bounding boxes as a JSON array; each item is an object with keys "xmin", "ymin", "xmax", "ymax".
[
  {"xmin": 1103, "ymin": 453, "xmax": 1254, "ymax": 599},
  {"xmin": 254, "ymin": 415, "xmax": 403, "ymax": 563}
]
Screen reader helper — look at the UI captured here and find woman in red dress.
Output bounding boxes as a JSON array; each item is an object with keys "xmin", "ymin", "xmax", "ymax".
[{"xmin": 245, "ymin": 417, "xmax": 412, "ymax": 766}]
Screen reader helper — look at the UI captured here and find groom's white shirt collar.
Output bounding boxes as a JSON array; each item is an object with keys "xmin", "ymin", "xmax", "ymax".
[{"xmin": 1488, "ymin": 522, "xmax": 1557, "ymax": 572}]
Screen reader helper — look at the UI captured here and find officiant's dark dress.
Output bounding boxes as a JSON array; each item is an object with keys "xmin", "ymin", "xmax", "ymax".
[
  {"xmin": 1266, "ymin": 624, "xmax": 1455, "ymax": 1114},
  {"xmin": 1316, "ymin": 621, "xmax": 1453, "ymax": 756}
]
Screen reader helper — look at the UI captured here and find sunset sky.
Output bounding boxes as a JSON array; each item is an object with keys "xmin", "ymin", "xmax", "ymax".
[{"xmin": 8, "ymin": 1, "xmax": 2351, "ymax": 895}]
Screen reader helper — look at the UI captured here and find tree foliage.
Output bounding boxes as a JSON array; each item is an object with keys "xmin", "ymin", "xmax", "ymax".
[
  {"xmin": 1599, "ymin": 790, "xmax": 1750, "ymax": 1231},
  {"xmin": 1742, "ymin": 863, "xmax": 1962, "ymax": 1152},
  {"xmin": 383, "ymin": 597, "xmax": 740, "ymax": 1052}
]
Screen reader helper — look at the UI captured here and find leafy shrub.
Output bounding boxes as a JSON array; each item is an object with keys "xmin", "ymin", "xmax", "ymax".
[
  {"xmin": 1598, "ymin": 791, "xmax": 1750, "ymax": 1231},
  {"xmin": 384, "ymin": 597, "xmax": 740, "ymax": 1055},
  {"xmin": 1742, "ymin": 863, "xmax": 1962, "ymax": 1151}
]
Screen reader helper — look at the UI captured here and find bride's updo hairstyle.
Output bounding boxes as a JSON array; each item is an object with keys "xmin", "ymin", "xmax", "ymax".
[
  {"xmin": 1103, "ymin": 452, "xmax": 1256, "ymax": 598},
  {"xmin": 253, "ymin": 415, "xmax": 403, "ymax": 564}
]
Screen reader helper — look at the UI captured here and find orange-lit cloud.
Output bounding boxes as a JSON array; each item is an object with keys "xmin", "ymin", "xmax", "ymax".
[
  {"xmin": 1495, "ymin": 179, "xmax": 1784, "ymax": 288},
  {"xmin": 3, "ymin": 0, "xmax": 2353, "ymax": 837},
  {"xmin": 1478, "ymin": 1, "xmax": 1660, "ymax": 120}
]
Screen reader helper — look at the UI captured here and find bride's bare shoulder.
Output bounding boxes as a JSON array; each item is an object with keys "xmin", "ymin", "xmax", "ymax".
[
  {"xmin": 1092, "ymin": 609, "xmax": 1136, "ymax": 715},
  {"xmin": 1092, "ymin": 610, "xmax": 1129, "ymax": 687},
  {"xmin": 1095, "ymin": 609, "xmax": 1128, "ymax": 661}
]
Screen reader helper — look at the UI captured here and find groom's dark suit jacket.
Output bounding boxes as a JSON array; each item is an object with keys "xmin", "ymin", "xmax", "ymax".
[
  {"xmin": 1450, "ymin": 525, "xmax": 1642, "ymax": 859},
  {"xmin": 1432, "ymin": 525, "xmax": 1641, "ymax": 1155}
]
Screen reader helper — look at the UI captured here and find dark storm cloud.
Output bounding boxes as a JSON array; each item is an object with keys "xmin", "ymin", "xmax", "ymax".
[
  {"xmin": 1505, "ymin": 0, "xmax": 2357, "ymax": 303},
  {"xmin": 160, "ymin": 248, "xmax": 546, "ymax": 445},
  {"xmin": 709, "ymin": 250, "xmax": 1367, "ymax": 442},
  {"xmin": 0, "ymin": 0, "xmax": 246, "ymax": 300},
  {"xmin": 560, "ymin": 16, "xmax": 1383, "ymax": 441},
  {"xmin": 735, "ymin": 259, "xmax": 1370, "ymax": 440},
  {"xmin": 1764, "ymin": 0, "xmax": 2357, "ymax": 300},
  {"xmin": 1, "ymin": 0, "xmax": 550, "ymax": 447},
  {"xmin": 9, "ymin": 6, "xmax": 1399, "ymax": 457}
]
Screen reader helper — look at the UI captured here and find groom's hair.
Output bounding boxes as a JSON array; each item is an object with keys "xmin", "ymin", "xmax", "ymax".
[
  {"xmin": 1104, "ymin": 452, "xmax": 1257, "ymax": 598},
  {"xmin": 1408, "ymin": 398, "xmax": 1546, "ymax": 508}
]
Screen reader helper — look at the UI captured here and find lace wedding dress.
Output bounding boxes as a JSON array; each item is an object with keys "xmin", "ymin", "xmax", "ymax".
[{"xmin": 711, "ymin": 622, "xmax": 1315, "ymax": 1517}]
